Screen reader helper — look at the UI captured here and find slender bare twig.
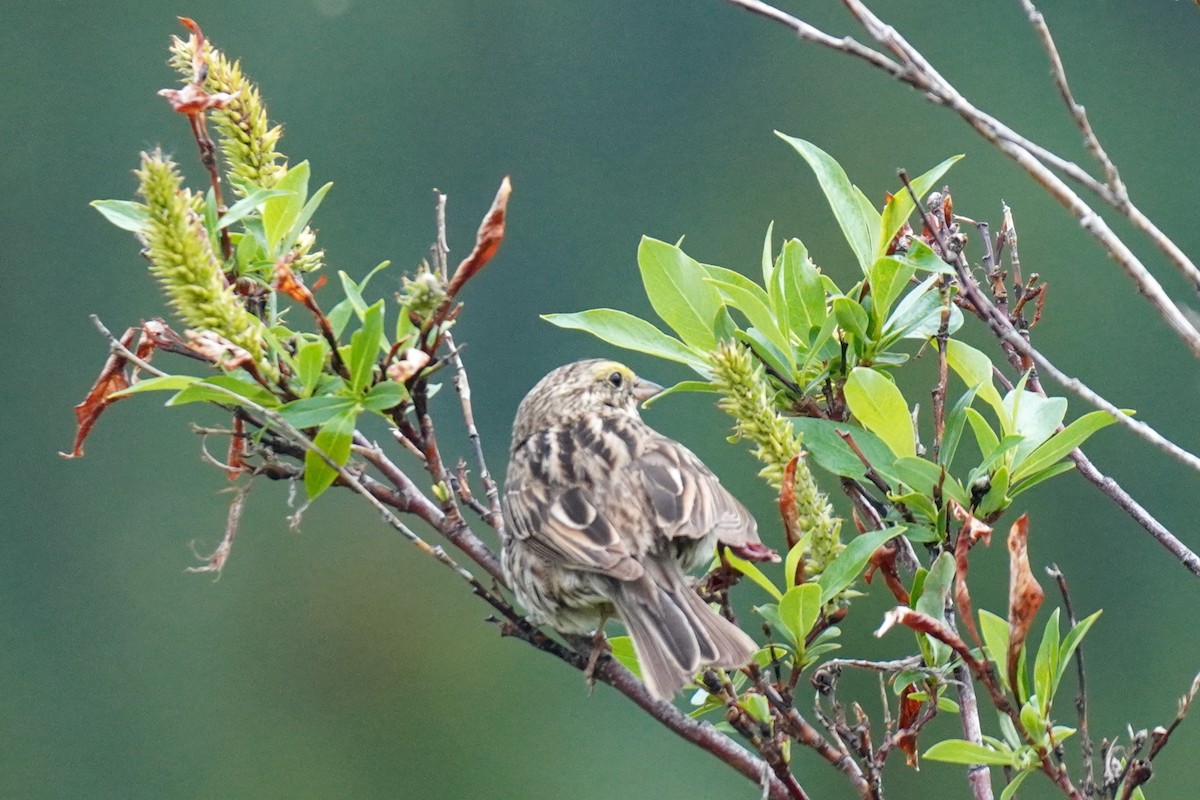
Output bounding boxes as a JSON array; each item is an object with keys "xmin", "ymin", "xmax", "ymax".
[
  {"xmin": 898, "ymin": 174, "xmax": 1200, "ymax": 578},
  {"xmin": 1047, "ymin": 565, "xmax": 1095, "ymax": 797},
  {"xmin": 722, "ymin": 0, "xmax": 1200, "ymax": 355}
]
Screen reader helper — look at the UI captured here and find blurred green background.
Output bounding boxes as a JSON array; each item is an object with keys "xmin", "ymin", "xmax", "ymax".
[{"xmin": 5, "ymin": 1, "xmax": 1200, "ymax": 797}]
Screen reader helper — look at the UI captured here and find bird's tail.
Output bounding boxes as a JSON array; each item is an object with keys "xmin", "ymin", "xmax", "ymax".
[{"xmin": 611, "ymin": 562, "xmax": 757, "ymax": 700}]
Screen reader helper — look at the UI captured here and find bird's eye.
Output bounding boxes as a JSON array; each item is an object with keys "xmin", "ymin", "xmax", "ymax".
[{"xmin": 608, "ymin": 371, "xmax": 624, "ymax": 388}]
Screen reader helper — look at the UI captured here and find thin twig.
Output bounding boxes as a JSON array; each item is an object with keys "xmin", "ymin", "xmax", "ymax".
[{"xmin": 1047, "ymin": 564, "xmax": 1095, "ymax": 797}]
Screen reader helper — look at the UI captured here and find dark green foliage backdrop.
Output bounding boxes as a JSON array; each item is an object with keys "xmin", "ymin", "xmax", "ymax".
[{"xmin": 5, "ymin": 1, "xmax": 1200, "ymax": 797}]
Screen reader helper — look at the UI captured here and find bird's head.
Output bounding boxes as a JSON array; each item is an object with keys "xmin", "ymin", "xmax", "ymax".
[{"xmin": 511, "ymin": 359, "xmax": 663, "ymax": 447}]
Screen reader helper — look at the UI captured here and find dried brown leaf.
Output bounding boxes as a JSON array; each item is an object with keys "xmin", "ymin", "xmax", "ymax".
[
  {"xmin": 950, "ymin": 500, "xmax": 993, "ymax": 647},
  {"xmin": 61, "ymin": 327, "xmax": 140, "ymax": 459},
  {"xmin": 446, "ymin": 176, "xmax": 511, "ymax": 298},
  {"xmin": 1006, "ymin": 514, "xmax": 1044, "ymax": 688}
]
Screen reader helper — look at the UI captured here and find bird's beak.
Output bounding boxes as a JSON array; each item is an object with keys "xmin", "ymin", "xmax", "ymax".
[{"xmin": 632, "ymin": 378, "xmax": 664, "ymax": 403}]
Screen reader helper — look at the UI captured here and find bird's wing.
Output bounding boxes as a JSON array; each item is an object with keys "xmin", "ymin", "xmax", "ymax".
[
  {"xmin": 635, "ymin": 436, "xmax": 760, "ymax": 548},
  {"xmin": 504, "ymin": 449, "xmax": 643, "ymax": 581}
]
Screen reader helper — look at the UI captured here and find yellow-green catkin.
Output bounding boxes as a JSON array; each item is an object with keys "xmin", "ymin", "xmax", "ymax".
[
  {"xmin": 169, "ymin": 36, "xmax": 284, "ymax": 192},
  {"xmin": 136, "ymin": 149, "xmax": 266, "ymax": 363},
  {"xmin": 708, "ymin": 341, "xmax": 842, "ymax": 574},
  {"xmin": 168, "ymin": 35, "xmax": 324, "ymax": 273}
]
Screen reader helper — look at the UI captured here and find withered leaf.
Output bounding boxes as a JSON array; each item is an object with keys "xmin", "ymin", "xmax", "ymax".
[
  {"xmin": 61, "ymin": 327, "xmax": 143, "ymax": 459},
  {"xmin": 446, "ymin": 176, "xmax": 511, "ymax": 298},
  {"xmin": 1006, "ymin": 514, "xmax": 1044, "ymax": 690},
  {"xmin": 951, "ymin": 499, "xmax": 993, "ymax": 648},
  {"xmin": 897, "ymin": 683, "xmax": 922, "ymax": 768}
]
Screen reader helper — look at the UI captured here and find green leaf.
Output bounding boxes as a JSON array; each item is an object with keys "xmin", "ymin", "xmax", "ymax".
[
  {"xmin": 923, "ymin": 739, "xmax": 1016, "ymax": 767},
  {"xmin": 1055, "ymin": 610, "xmax": 1101, "ymax": 697},
  {"xmin": 945, "ymin": 339, "xmax": 1005, "ymax": 417},
  {"xmin": 778, "ymin": 583, "xmax": 822, "ymax": 650},
  {"xmin": 607, "ymin": 636, "xmax": 642, "ymax": 678},
  {"xmin": 977, "ymin": 464, "xmax": 1011, "ymax": 518},
  {"xmin": 637, "ymin": 236, "xmax": 723, "ymax": 350},
  {"xmin": 107, "ymin": 374, "xmax": 200, "ymax": 398},
  {"xmin": 915, "ymin": 551, "xmax": 955, "ymax": 665},
  {"xmin": 1011, "ymin": 410, "xmax": 1119, "ymax": 483},
  {"xmin": 641, "ymin": 380, "xmax": 717, "ymax": 407},
  {"xmin": 878, "ymin": 155, "xmax": 963, "ymax": 256},
  {"xmin": 778, "ymin": 238, "xmax": 826, "ymax": 338},
  {"xmin": 741, "ymin": 694, "xmax": 772, "ymax": 726},
  {"xmin": 791, "ymin": 418, "xmax": 897, "ymax": 482},
  {"xmin": 263, "ymin": 161, "xmax": 310, "ymax": 252},
  {"xmin": 1033, "ymin": 609, "xmax": 1060, "ymax": 715},
  {"xmin": 784, "ymin": 537, "xmax": 809, "ymax": 590},
  {"xmin": 777, "ymin": 133, "xmax": 879, "ymax": 273},
  {"xmin": 999, "ymin": 769, "xmax": 1033, "ymax": 800},
  {"xmin": 754, "ymin": 603, "xmax": 795, "ymax": 648},
  {"xmin": 278, "ymin": 395, "xmax": 357, "ymax": 428},
  {"xmin": 91, "ymin": 199, "xmax": 149, "ymax": 232},
  {"xmin": 1003, "ymin": 389, "xmax": 1067, "ymax": 467},
  {"xmin": 818, "ymin": 526, "xmax": 905, "ymax": 605},
  {"xmin": 940, "ymin": 386, "xmax": 978, "ymax": 468},
  {"xmin": 893, "ymin": 238, "xmax": 956, "ymax": 274},
  {"xmin": 965, "ymin": 407, "xmax": 1000, "ymax": 457},
  {"xmin": 348, "ymin": 301, "xmax": 385, "ymax": 393},
  {"xmin": 1009, "ymin": 462, "xmax": 1075, "ymax": 498},
  {"xmin": 706, "ymin": 275, "xmax": 792, "ymax": 365},
  {"xmin": 884, "ymin": 274, "xmax": 962, "ymax": 341},
  {"xmin": 832, "ymin": 296, "xmax": 870, "ymax": 347},
  {"xmin": 284, "ymin": 181, "xmax": 333, "ymax": 250},
  {"xmin": 362, "ymin": 380, "xmax": 408, "ymax": 412},
  {"xmin": 542, "ymin": 309, "xmax": 707, "ymax": 370},
  {"xmin": 296, "ymin": 340, "xmax": 328, "ymax": 397},
  {"xmin": 217, "ymin": 187, "xmax": 291, "ymax": 230},
  {"xmin": 844, "ymin": 367, "xmax": 915, "ymax": 458},
  {"xmin": 724, "ymin": 552, "xmax": 783, "ymax": 601},
  {"xmin": 867, "ymin": 257, "xmax": 916, "ymax": 330},
  {"xmin": 304, "ymin": 407, "xmax": 357, "ymax": 499},
  {"xmin": 167, "ymin": 375, "xmax": 281, "ymax": 409},
  {"xmin": 761, "ymin": 221, "xmax": 776, "ymax": 286},
  {"xmin": 979, "ymin": 609, "xmax": 1012, "ymax": 691}
]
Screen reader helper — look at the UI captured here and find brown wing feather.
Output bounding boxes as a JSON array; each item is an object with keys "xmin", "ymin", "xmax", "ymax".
[{"xmin": 635, "ymin": 436, "xmax": 760, "ymax": 548}]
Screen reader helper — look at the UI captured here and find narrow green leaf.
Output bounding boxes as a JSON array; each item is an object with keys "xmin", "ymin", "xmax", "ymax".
[
  {"xmin": 1011, "ymin": 410, "xmax": 1120, "ymax": 483},
  {"xmin": 1033, "ymin": 609, "xmax": 1060, "ymax": 715},
  {"xmin": 979, "ymin": 609, "xmax": 1012, "ymax": 691},
  {"xmin": 641, "ymin": 380, "xmax": 716, "ymax": 407},
  {"xmin": 637, "ymin": 236, "xmax": 723, "ymax": 350},
  {"xmin": 217, "ymin": 187, "xmax": 291, "ymax": 229},
  {"xmin": 284, "ymin": 181, "xmax": 333, "ymax": 250},
  {"xmin": 779, "ymin": 238, "xmax": 825, "ymax": 337},
  {"xmin": 761, "ymin": 221, "xmax": 776, "ymax": 286},
  {"xmin": 999, "ymin": 769, "xmax": 1033, "ymax": 800},
  {"xmin": 167, "ymin": 375, "xmax": 281, "ymax": 409},
  {"xmin": 867, "ymin": 256, "xmax": 916, "ymax": 330},
  {"xmin": 884, "ymin": 274, "xmax": 963, "ymax": 341},
  {"xmin": 723, "ymin": 552, "xmax": 783, "ymax": 601},
  {"xmin": 844, "ymin": 367, "xmax": 915, "ymax": 458},
  {"xmin": 1054, "ymin": 610, "xmax": 1101, "ymax": 696},
  {"xmin": 818, "ymin": 526, "xmax": 905, "ymax": 605},
  {"xmin": 776, "ymin": 133, "xmax": 879, "ymax": 272},
  {"xmin": 1009, "ymin": 462, "xmax": 1076, "ymax": 498},
  {"xmin": 878, "ymin": 155, "xmax": 963, "ymax": 256},
  {"xmin": 706, "ymin": 276, "xmax": 793, "ymax": 364},
  {"xmin": 923, "ymin": 739, "xmax": 1016, "ymax": 767},
  {"xmin": 965, "ymin": 407, "xmax": 1000, "ymax": 457},
  {"xmin": 754, "ymin": 603, "xmax": 795, "ymax": 648},
  {"xmin": 107, "ymin": 374, "xmax": 200, "ymax": 398},
  {"xmin": 915, "ymin": 551, "xmax": 955, "ymax": 665},
  {"xmin": 542, "ymin": 309, "xmax": 707, "ymax": 371},
  {"xmin": 91, "ymin": 199, "xmax": 149, "ymax": 233},
  {"xmin": 263, "ymin": 160, "xmax": 310, "ymax": 252},
  {"xmin": 940, "ymin": 386, "xmax": 979, "ymax": 468},
  {"xmin": 296, "ymin": 340, "xmax": 328, "ymax": 397},
  {"xmin": 304, "ymin": 407, "xmax": 357, "ymax": 499},
  {"xmin": 348, "ymin": 301, "xmax": 385, "ymax": 393},
  {"xmin": 278, "ymin": 395, "xmax": 357, "ymax": 428}
]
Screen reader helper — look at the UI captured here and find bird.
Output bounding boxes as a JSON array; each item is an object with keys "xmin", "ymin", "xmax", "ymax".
[{"xmin": 501, "ymin": 359, "xmax": 778, "ymax": 700}]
